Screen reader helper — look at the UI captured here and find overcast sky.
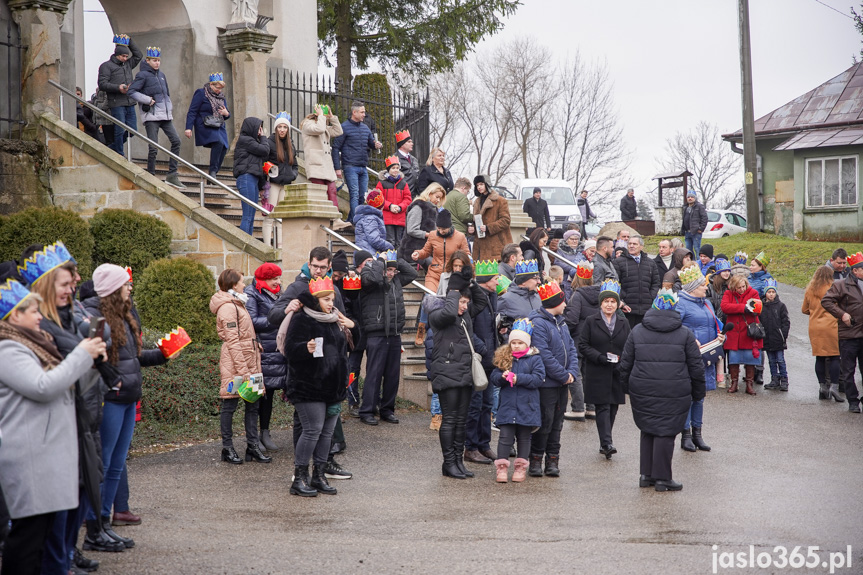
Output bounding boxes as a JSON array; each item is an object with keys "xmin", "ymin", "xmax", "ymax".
[{"xmin": 83, "ymin": 0, "xmax": 859, "ymax": 193}]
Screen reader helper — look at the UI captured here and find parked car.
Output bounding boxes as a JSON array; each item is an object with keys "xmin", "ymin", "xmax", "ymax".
[
  {"xmin": 702, "ymin": 209, "xmax": 747, "ymax": 238},
  {"xmin": 515, "ymin": 178, "xmax": 581, "ymax": 230}
]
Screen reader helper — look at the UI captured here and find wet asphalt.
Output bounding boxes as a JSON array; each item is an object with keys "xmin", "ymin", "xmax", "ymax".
[{"xmin": 95, "ymin": 281, "xmax": 863, "ymax": 575}]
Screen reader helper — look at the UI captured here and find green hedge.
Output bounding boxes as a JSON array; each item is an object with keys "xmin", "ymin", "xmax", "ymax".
[
  {"xmin": 135, "ymin": 257, "xmax": 218, "ymax": 345},
  {"xmin": 90, "ymin": 209, "xmax": 172, "ymax": 273},
  {"xmin": 0, "ymin": 207, "xmax": 95, "ymax": 278}
]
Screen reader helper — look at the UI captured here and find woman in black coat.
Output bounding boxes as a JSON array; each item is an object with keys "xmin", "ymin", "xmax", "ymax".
[
  {"xmin": 262, "ymin": 115, "xmax": 299, "ymax": 247},
  {"xmin": 619, "ymin": 290, "xmax": 705, "ymax": 492},
  {"xmin": 416, "ymin": 147, "xmax": 454, "ymax": 197},
  {"xmin": 233, "ymin": 117, "xmax": 270, "ymax": 236},
  {"xmin": 563, "ymin": 273, "xmax": 601, "ymax": 420},
  {"xmin": 579, "ymin": 284, "xmax": 630, "ymax": 459}
]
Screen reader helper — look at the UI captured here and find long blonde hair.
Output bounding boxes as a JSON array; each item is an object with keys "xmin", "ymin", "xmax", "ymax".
[
  {"xmin": 805, "ymin": 265, "xmax": 835, "ymax": 299},
  {"xmin": 492, "ymin": 343, "xmax": 513, "ymax": 372},
  {"xmin": 30, "ymin": 263, "xmax": 76, "ymax": 327},
  {"xmin": 418, "ymin": 183, "xmax": 446, "ymax": 206}
]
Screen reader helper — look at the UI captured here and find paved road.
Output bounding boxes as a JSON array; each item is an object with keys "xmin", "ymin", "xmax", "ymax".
[{"xmin": 98, "ymin": 282, "xmax": 862, "ymax": 575}]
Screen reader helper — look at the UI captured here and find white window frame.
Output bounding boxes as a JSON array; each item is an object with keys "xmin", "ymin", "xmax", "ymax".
[{"xmin": 804, "ymin": 155, "xmax": 858, "ymax": 208}]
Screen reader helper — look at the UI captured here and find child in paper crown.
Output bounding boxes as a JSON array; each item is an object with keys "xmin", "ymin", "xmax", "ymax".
[
  {"xmin": 353, "ymin": 189, "xmax": 394, "ymax": 253},
  {"xmin": 760, "ymin": 280, "xmax": 790, "ymax": 391},
  {"xmin": 491, "ymin": 319, "xmax": 545, "ymax": 483},
  {"xmin": 375, "ymin": 155, "xmax": 411, "ymax": 249}
]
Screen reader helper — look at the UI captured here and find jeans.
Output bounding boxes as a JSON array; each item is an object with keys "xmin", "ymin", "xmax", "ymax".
[
  {"xmin": 144, "ymin": 120, "xmax": 180, "ymax": 175},
  {"xmin": 684, "ymin": 231, "xmax": 702, "ymax": 258},
  {"xmin": 236, "ymin": 173, "xmax": 259, "ymax": 236},
  {"xmin": 220, "ymin": 397, "xmax": 260, "ymax": 448},
  {"xmin": 208, "ymin": 142, "xmax": 228, "ymax": 175},
  {"xmin": 497, "ymin": 424, "xmax": 532, "ymax": 460},
  {"xmin": 531, "ymin": 386, "xmax": 568, "ymax": 456},
  {"xmin": 109, "ymin": 105, "xmax": 136, "ymax": 155},
  {"xmin": 431, "ymin": 392, "xmax": 441, "ymax": 415},
  {"xmin": 767, "ymin": 350, "xmax": 788, "ymax": 379},
  {"xmin": 96, "ymin": 401, "xmax": 136, "ymax": 520},
  {"xmin": 343, "ymin": 164, "xmax": 368, "ymax": 223},
  {"xmin": 293, "ymin": 401, "xmax": 339, "ymax": 466},
  {"xmin": 114, "ymin": 463, "xmax": 130, "ymax": 512},
  {"xmin": 465, "ymin": 381, "xmax": 494, "ymax": 451},
  {"xmin": 684, "ymin": 398, "xmax": 704, "ymax": 429},
  {"xmin": 1, "ymin": 512, "xmax": 56, "ymax": 575}
]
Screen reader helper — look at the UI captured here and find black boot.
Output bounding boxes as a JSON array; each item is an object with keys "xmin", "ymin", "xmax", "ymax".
[
  {"xmin": 245, "ymin": 443, "xmax": 272, "ymax": 463},
  {"xmin": 290, "ymin": 465, "xmax": 319, "ymax": 497},
  {"xmin": 82, "ymin": 519, "xmax": 124, "ymax": 553},
  {"xmin": 454, "ymin": 449, "xmax": 474, "ymax": 478},
  {"xmin": 101, "ymin": 517, "xmax": 134, "ymax": 549},
  {"xmin": 754, "ymin": 367, "xmax": 764, "ymax": 385},
  {"xmin": 442, "ymin": 454, "xmax": 467, "ymax": 479},
  {"xmin": 654, "ymin": 479, "xmax": 683, "ymax": 492},
  {"xmin": 819, "ymin": 380, "xmax": 830, "ymax": 400},
  {"xmin": 528, "ymin": 454, "xmax": 544, "ymax": 477},
  {"xmin": 779, "ymin": 377, "xmax": 789, "ymax": 392},
  {"xmin": 544, "ymin": 454, "xmax": 560, "ymax": 477},
  {"xmin": 310, "ymin": 464, "xmax": 338, "ymax": 495},
  {"xmin": 680, "ymin": 428, "xmax": 696, "ymax": 452},
  {"xmin": 74, "ymin": 547, "xmax": 100, "ymax": 572},
  {"xmin": 830, "ymin": 384, "xmax": 845, "ymax": 403},
  {"xmin": 691, "ymin": 427, "xmax": 711, "ymax": 451},
  {"xmin": 764, "ymin": 377, "xmax": 780, "ymax": 390},
  {"xmin": 221, "ymin": 447, "xmax": 243, "ymax": 464}
]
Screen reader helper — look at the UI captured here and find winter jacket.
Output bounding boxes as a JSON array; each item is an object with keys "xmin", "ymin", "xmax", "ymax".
[
  {"xmin": 472, "ymin": 190, "xmax": 513, "ymax": 262},
  {"xmin": 332, "ymin": 118, "xmax": 375, "ymax": 169},
  {"xmin": 682, "ymin": 200, "xmax": 709, "ymax": 235},
  {"xmin": 414, "ymin": 228, "xmax": 470, "ymax": 292},
  {"xmin": 802, "ymin": 284, "xmax": 839, "ymax": 356},
  {"xmin": 399, "ymin": 200, "xmax": 438, "ymax": 261},
  {"xmin": 677, "ymin": 291, "xmax": 721, "ymax": 390},
  {"xmin": 821, "ymin": 272, "xmax": 863, "ymax": 340},
  {"xmin": 579, "ymin": 313, "xmax": 630, "ymax": 405},
  {"xmin": 244, "ymin": 283, "xmax": 287, "ymax": 391},
  {"xmin": 360, "ymin": 257, "xmax": 418, "ymax": 337},
  {"xmin": 720, "ymin": 287, "xmax": 763, "ymax": 353},
  {"xmin": 266, "ymin": 134, "xmax": 299, "ymax": 186},
  {"xmin": 416, "ymin": 165, "xmax": 454, "ymax": 195},
  {"xmin": 748, "ymin": 270, "xmax": 774, "ymax": 298},
  {"xmin": 761, "ymin": 298, "xmax": 790, "ymax": 352},
  {"xmin": 498, "ymin": 262, "xmax": 516, "ymax": 281},
  {"xmin": 564, "ymin": 284, "xmax": 601, "ymax": 343},
  {"xmin": 528, "ymin": 307, "xmax": 579, "ymax": 388},
  {"xmin": 376, "ymin": 176, "xmax": 411, "ymax": 227},
  {"xmin": 578, "ymin": 196, "xmax": 596, "ymax": 221},
  {"xmin": 233, "ymin": 117, "xmax": 270, "ymax": 179},
  {"xmin": 662, "ymin": 248, "xmax": 693, "ymax": 291},
  {"xmin": 826, "ymin": 259, "xmax": 849, "ymax": 280},
  {"xmin": 592, "ymin": 252, "xmax": 619, "ymax": 285},
  {"xmin": 613, "ymin": 251, "xmax": 660, "ymax": 316},
  {"xmin": 554, "ymin": 244, "xmax": 579, "ymax": 280},
  {"xmin": 619, "ymin": 308, "xmax": 706, "ymax": 437},
  {"xmin": 97, "ymin": 39, "xmax": 143, "ymax": 108},
  {"xmin": 498, "ymin": 284, "xmax": 541, "ymax": 323},
  {"xmin": 620, "ymin": 194, "xmax": 637, "ymax": 220},
  {"xmin": 706, "ymin": 279, "xmax": 729, "ymax": 324},
  {"xmin": 699, "ymin": 258, "xmax": 716, "ymax": 277},
  {"xmin": 185, "ymin": 88, "xmax": 230, "ymax": 148},
  {"xmin": 127, "ymin": 60, "xmax": 173, "ymax": 122},
  {"xmin": 654, "ymin": 254, "xmax": 672, "ymax": 280},
  {"xmin": 443, "ymin": 191, "xmax": 473, "ymax": 234},
  {"xmin": 471, "ymin": 286, "xmax": 500, "ymax": 369},
  {"xmin": 209, "ymin": 290, "xmax": 262, "ymax": 398},
  {"xmin": 300, "ymin": 113, "xmax": 343, "ymax": 181},
  {"xmin": 398, "ymin": 151, "xmax": 421, "ymax": 193},
  {"xmin": 491, "ymin": 350, "xmax": 545, "ymax": 427},
  {"xmin": 77, "ymin": 103, "xmax": 100, "ymax": 139},
  {"xmin": 523, "ymin": 197, "xmax": 551, "ymax": 229},
  {"xmin": 354, "ymin": 205, "xmax": 394, "ymax": 252},
  {"xmin": 428, "ymin": 291, "xmax": 478, "ymax": 393},
  {"xmin": 283, "ymin": 292, "xmax": 348, "ymax": 405}
]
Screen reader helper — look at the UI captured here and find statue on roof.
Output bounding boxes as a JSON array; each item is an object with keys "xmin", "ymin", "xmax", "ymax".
[{"xmin": 230, "ymin": 0, "xmax": 259, "ymax": 26}]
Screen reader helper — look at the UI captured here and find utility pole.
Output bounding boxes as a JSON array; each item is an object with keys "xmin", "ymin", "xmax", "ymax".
[{"xmin": 738, "ymin": 0, "xmax": 760, "ymax": 232}]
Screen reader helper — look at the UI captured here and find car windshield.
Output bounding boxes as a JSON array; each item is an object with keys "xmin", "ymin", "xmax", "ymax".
[
  {"xmin": 707, "ymin": 211, "xmax": 721, "ymax": 222},
  {"xmin": 520, "ymin": 187, "xmax": 575, "ymax": 205}
]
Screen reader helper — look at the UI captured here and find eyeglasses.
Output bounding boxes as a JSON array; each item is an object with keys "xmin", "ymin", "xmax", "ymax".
[{"xmin": 309, "ymin": 264, "xmax": 329, "ymax": 273}]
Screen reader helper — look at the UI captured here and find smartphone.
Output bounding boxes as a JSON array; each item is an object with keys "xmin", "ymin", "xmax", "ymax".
[{"xmin": 88, "ymin": 317, "xmax": 106, "ymax": 340}]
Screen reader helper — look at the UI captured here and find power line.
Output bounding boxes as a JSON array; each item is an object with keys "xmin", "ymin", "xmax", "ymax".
[{"xmin": 812, "ymin": 0, "xmax": 854, "ymax": 20}]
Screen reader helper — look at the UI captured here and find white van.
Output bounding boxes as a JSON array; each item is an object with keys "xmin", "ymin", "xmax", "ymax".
[{"xmin": 515, "ymin": 178, "xmax": 580, "ymax": 229}]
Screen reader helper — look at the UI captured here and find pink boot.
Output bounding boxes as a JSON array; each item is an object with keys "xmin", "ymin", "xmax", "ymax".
[
  {"xmin": 494, "ymin": 459, "xmax": 510, "ymax": 483},
  {"xmin": 512, "ymin": 458, "xmax": 529, "ymax": 482}
]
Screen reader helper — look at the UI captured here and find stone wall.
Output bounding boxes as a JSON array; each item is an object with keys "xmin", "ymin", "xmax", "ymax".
[
  {"xmin": 0, "ymin": 138, "xmax": 52, "ymax": 214},
  {"xmin": 654, "ymin": 206, "xmax": 683, "ymax": 236}
]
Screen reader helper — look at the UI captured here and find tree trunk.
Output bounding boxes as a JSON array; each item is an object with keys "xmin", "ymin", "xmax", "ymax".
[{"xmin": 335, "ymin": 0, "xmax": 354, "ymax": 90}]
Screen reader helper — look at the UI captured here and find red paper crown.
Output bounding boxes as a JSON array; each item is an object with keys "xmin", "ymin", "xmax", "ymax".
[
  {"xmin": 309, "ymin": 276, "xmax": 334, "ymax": 297},
  {"xmin": 537, "ymin": 281, "xmax": 563, "ymax": 301},
  {"xmin": 848, "ymin": 251, "xmax": 863, "ymax": 268},
  {"xmin": 385, "ymin": 155, "xmax": 400, "ymax": 169},
  {"xmin": 395, "ymin": 130, "xmax": 411, "ymax": 144},
  {"xmin": 125, "ymin": 266, "xmax": 133, "ymax": 284},
  {"xmin": 342, "ymin": 276, "xmax": 361, "ymax": 290},
  {"xmin": 576, "ymin": 262, "xmax": 593, "ymax": 279},
  {"xmin": 157, "ymin": 326, "xmax": 191, "ymax": 359},
  {"xmin": 366, "ymin": 189, "xmax": 384, "ymax": 209}
]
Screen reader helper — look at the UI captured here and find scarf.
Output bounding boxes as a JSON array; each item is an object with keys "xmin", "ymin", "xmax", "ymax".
[
  {"xmin": 0, "ymin": 321, "xmax": 63, "ymax": 369},
  {"xmin": 602, "ymin": 311, "xmax": 616, "ymax": 334},
  {"xmin": 228, "ymin": 289, "xmax": 248, "ymax": 304},
  {"xmin": 512, "ymin": 349, "xmax": 528, "ymax": 359},
  {"xmin": 256, "ymin": 280, "xmax": 280, "ymax": 295},
  {"xmin": 387, "ymin": 174, "xmax": 400, "ymax": 183},
  {"xmin": 203, "ymin": 83, "xmax": 225, "ymax": 116},
  {"xmin": 303, "ymin": 307, "xmax": 340, "ymax": 323}
]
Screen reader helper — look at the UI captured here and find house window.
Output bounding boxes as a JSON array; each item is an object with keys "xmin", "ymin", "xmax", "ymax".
[{"xmin": 806, "ymin": 156, "xmax": 858, "ymax": 208}]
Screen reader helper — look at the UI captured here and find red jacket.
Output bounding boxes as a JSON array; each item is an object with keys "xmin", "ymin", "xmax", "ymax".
[
  {"xmin": 721, "ymin": 286, "xmax": 763, "ymax": 352},
  {"xmin": 376, "ymin": 176, "xmax": 411, "ymax": 227}
]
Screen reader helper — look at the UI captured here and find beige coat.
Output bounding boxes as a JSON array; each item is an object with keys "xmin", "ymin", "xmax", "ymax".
[
  {"xmin": 471, "ymin": 190, "xmax": 513, "ymax": 262},
  {"xmin": 300, "ymin": 113, "xmax": 343, "ymax": 182},
  {"xmin": 802, "ymin": 284, "xmax": 839, "ymax": 356},
  {"xmin": 210, "ymin": 291, "xmax": 262, "ymax": 398}
]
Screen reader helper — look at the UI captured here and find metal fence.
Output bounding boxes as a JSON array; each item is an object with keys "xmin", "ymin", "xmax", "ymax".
[
  {"xmin": 0, "ymin": 17, "xmax": 23, "ymax": 139},
  {"xmin": 267, "ymin": 69, "xmax": 430, "ymax": 175}
]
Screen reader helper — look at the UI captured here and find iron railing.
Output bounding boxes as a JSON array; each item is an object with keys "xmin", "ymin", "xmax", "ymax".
[{"xmin": 0, "ymin": 17, "xmax": 23, "ymax": 139}]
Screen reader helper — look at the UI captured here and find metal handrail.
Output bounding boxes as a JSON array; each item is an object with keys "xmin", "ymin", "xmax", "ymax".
[
  {"xmin": 321, "ymin": 225, "xmax": 435, "ymax": 296},
  {"xmin": 49, "ymin": 80, "xmax": 279, "ymax": 222},
  {"xmin": 520, "ymin": 235, "xmax": 579, "ymax": 270}
]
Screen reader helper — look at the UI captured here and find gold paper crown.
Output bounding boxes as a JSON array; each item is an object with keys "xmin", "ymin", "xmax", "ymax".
[
  {"xmin": 309, "ymin": 276, "xmax": 334, "ymax": 297},
  {"xmin": 678, "ymin": 264, "xmax": 704, "ymax": 286}
]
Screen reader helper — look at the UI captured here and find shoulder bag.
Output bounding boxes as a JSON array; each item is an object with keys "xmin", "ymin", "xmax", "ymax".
[
  {"xmin": 462, "ymin": 320, "xmax": 488, "ymax": 392},
  {"xmin": 746, "ymin": 315, "xmax": 765, "ymax": 340}
]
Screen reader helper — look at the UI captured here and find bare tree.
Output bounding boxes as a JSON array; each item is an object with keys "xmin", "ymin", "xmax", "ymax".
[{"xmin": 428, "ymin": 67, "xmax": 473, "ymax": 169}]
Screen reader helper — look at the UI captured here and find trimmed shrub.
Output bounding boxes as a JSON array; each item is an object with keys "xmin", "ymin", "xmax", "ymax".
[
  {"xmin": 90, "ymin": 209, "xmax": 172, "ymax": 273},
  {"xmin": 141, "ymin": 343, "xmax": 223, "ymax": 423},
  {"xmin": 353, "ymin": 73, "xmax": 394, "ymax": 174},
  {"xmin": 135, "ymin": 257, "xmax": 218, "ymax": 344},
  {"xmin": 0, "ymin": 207, "xmax": 95, "ymax": 278}
]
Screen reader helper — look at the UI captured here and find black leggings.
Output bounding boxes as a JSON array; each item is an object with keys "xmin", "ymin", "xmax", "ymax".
[
  {"xmin": 438, "ymin": 386, "xmax": 472, "ymax": 460},
  {"xmin": 497, "ymin": 424, "xmax": 532, "ymax": 460},
  {"xmin": 815, "ymin": 356, "xmax": 840, "ymax": 384},
  {"xmin": 259, "ymin": 388, "xmax": 276, "ymax": 430}
]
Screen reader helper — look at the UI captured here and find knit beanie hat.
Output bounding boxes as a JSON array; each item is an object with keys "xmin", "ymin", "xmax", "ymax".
[
  {"xmin": 583, "ymin": 239, "xmax": 597, "ymax": 251},
  {"xmin": 331, "ymin": 249, "xmax": 349, "ymax": 273},
  {"xmin": 114, "ymin": 44, "xmax": 131, "ymax": 57},
  {"xmin": 700, "ymin": 244, "xmax": 714, "ymax": 259},
  {"xmin": 93, "ymin": 263, "xmax": 130, "ymax": 297},
  {"xmin": 436, "ymin": 209, "xmax": 452, "ymax": 229},
  {"xmin": 354, "ymin": 250, "xmax": 374, "ymax": 267},
  {"xmin": 563, "ymin": 230, "xmax": 580, "ymax": 242},
  {"xmin": 366, "ymin": 189, "xmax": 384, "ymax": 209},
  {"xmin": 253, "ymin": 262, "xmax": 282, "ymax": 281}
]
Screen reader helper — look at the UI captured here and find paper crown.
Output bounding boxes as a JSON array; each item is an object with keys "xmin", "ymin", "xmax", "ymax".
[
  {"xmin": 125, "ymin": 266, "xmax": 133, "ymax": 284},
  {"xmin": 511, "ymin": 318, "xmax": 533, "ymax": 336},
  {"xmin": 653, "ymin": 288, "xmax": 678, "ymax": 310},
  {"xmin": 209, "ymin": 72, "xmax": 224, "ymax": 82},
  {"xmin": 576, "ymin": 261, "xmax": 594, "ymax": 279},
  {"xmin": 309, "ymin": 276, "xmax": 334, "ymax": 297},
  {"xmin": 316, "ymin": 104, "xmax": 331, "ymax": 115},
  {"xmin": 262, "ymin": 161, "xmax": 279, "ymax": 178},
  {"xmin": 764, "ymin": 279, "xmax": 778, "ymax": 292},
  {"xmin": 156, "ymin": 327, "xmax": 192, "ymax": 359},
  {"xmin": 848, "ymin": 251, "xmax": 863, "ymax": 268},
  {"xmin": 475, "ymin": 260, "xmax": 498, "ymax": 277},
  {"xmin": 395, "ymin": 130, "xmax": 411, "ymax": 145},
  {"xmin": 342, "ymin": 276, "xmax": 361, "ymax": 290},
  {"xmin": 376, "ymin": 250, "xmax": 398, "ymax": 265},
  {"xmin": 113, "ymin": 34, "xmax": 130, "ymax": 46},
  {"xmin": 238, "ymin": 374, "xmax": 265, "ymax": 403},
  {"xmin": 714, "ymin": 258, "xmax": 731, "ymax": 272},
  {"xmin": 599, "ymin": 279, "xmax": 621, "ymax": 295},
  {"xmin": 515, "ymin": 259, "xmax": 539, "ymax": 277},
  {"xmin": 366, "ymin": 189, "xmax": 384, "ymax": 208},
  {"xmin": 733, "ymin": 251, "xmax": 748, "ymax": 265},
  {"xmin": 496, "ymin": 275, "xmax": 512, "ymax": 295},
  {"xmin": 679, "ymin": 264, "xmax": 705, "ymax": 286},
  {"xmin": 537, "ymin": 281, "xmax": 563, "ymax": 301},
  {"xmin": 18, "ymin": 241, "xmax": 74, "ymax": 286},
  {"xmin": 274, "ymin": 111, "xmax": 290, "ymax": 122},
  {"xmin": 747, "ymin": 298, "xmax": 763, "ymax": 314},
  {"xmin": 385, "ymin": 155, "xmax": 400, "ymax": 169},
  {"xmin": 753, "ymin": 251, "xmax": 770, "ymax": 268},
  {"xmin": 0, "ymin": 280, "xmax": 35, "ymax": 320},
  {"xmin": 146, "ymin": 46, "xmax": 161, "ymax": 58},
  {"xmin": 687, "ymin": 189, "xmax": 697, "ymax": 197}
]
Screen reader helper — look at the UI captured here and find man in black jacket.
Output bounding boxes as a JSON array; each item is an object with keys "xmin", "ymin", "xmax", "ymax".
[
  {"xmin": 682, "ymin": 190, "xmax": 709, "ymax": 258},
  {"xmin": 620, "ymin": 188, "xmax": 637, "ymax": 221},
  {"xmin": 358, "ymin": 251, "xmax": 418, "ymax": 425},
  {"xmin": 395, "ymin": 129, "xmax": 420, "ymax": 192},
  {"xmin": 98, "ymin": 34, "xmax": 142, "ymax": 155},
  {"xmin": 613, "ymin": 235, "xmax": 660, "ymax": 328},
  {"xmin": 523, "ymin": 187, "xmax": 551, "ymax": 230}
]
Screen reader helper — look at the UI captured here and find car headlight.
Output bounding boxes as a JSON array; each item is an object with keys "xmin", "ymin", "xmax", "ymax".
[{"xmin": 567, "ymin": 215, "xmax": 579, "ymax": 221}]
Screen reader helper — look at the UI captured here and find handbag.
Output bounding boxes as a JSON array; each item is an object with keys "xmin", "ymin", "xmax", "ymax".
[
  {"xmin": 203, "ymin": 114, "xmax": 224, "ymax": 128},
  {"xmin": 461, "ymin": 320, "xmax": 488, "ymax": 392},
  {"xmin": 746, "ymin": 317, "xmax": 765, "ymax": 340}
]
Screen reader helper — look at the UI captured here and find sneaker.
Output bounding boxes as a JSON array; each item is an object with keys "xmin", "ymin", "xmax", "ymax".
[
  {"xmin": 491, "ymin": 420, "xmax": 500, "ymax": 432},
  {"xmin": 585, "ymin": 410, "xmax": 596, "ymax": 420},
  {"xmin": 348, "ymin": 405, "xmax": 360, "ymax": 418},
  {"xmin": 564, "ymin": 411, "xmax": 586, "ymax": 422},
  {"xmin": 429, "ymin": 414, "xmax": 442, "ymax": 431},
  {"xmin": 324, "ymin": 457, "xmax": 353, "ymax": 480},
  {"xmin": 165, "ymin": 174, "xmax": 186, "ymax": 189}
]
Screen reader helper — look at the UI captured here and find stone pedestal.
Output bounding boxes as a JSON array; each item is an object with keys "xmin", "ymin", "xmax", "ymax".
[
  {"xmin": 507, "ymin": 199, "xmax": 535, "ymax": 245},
  {"xmin": 271, "ymin": 182, "xmax": 342, "ymax": 278},
  {"xmin": 654, "ymin": 206, "xmax": 684, "ymax": 236}
]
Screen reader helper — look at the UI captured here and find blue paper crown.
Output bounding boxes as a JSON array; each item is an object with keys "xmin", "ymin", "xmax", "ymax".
[
  {"xmin": 765, "ymin": 279, "xmax": 778, "ymax": 292},
  {"xmin": 17, "ymin": 241, "xmax": 74, "ymax": 286},
  {"xmin": 733, "ymin": 251, "xmax": 748, "ymax": 265},
  {"xmin": 515, "ymin": 259, "xmax": 539, "ymax": 276},
  {"xmin": 714, "ymin": 258, "xmax": 731, "ymax": 272},
  {"xmin": 0, "ymin": 280, "xmax": 35, "ymax": 320},
  {"xmin": 146, "ymin": 46, "xmax": 161, "ymax": 58},
  {"xmin": 511, "ymin": 318, "xmax": 533, "ymax": 335},
  {"xmin": 375, "ymin": 250, "xmax": 398, "ymax": 262},
  {"xmin": 599, "ymin": 279, "xmax": 621, "ymax": 295},
  {"xmin": 275, "ymin": 111, "xmax": 290, "ymax": 122},
  {"xmin": 652, "ymin": 288, "xmax": 679, "ymax": 311},
  {"xmin": 113, "ymin": 34, "xmax": 130, "ymax": 46},
  {"xmin": 209, "ymin": 72, "xmax": 224, "ymax": 82}
]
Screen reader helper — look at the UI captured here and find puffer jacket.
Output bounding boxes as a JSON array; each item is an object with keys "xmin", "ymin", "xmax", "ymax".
[
  {"xmin": 414, "ymin": 228, "xmax": 470, "ymax": 292},
  {"xmin": 822, "ymin": 272, "xmax": 863, "ymax": 340},
  {"xmin": 233, "ymin": 117, "xmax": 270, "ymax": 179},
  {"xmin": 498, "ymin": 284, "xmax": 541, "ymax": 324},
  {"xmin": 360, "ymin": 257, "xmax": 418, "ymax": 337},
  {"xmin": 579, "ymin": 313, "xmax": 630, "ymax": 405},
  {"xmin": 720, "ymin": 286, "xmax": 763, "ymax": 353},
  {"xmin": 761, "ymin": 297, "xmax": 790, "ymax": 352},
  {"xmin": 619, "ymin": 308, "xmax": 706, "ymax": 437},
  {"xmin": 127, "ymin": 60, "xmax": 173, "ymax": 122},
  {"xmin": 332, "ymin": 118, "xmax": 375, "ymax": 169},
  {"xmin": 528, "ymin": 307, "xmax": 578, "ymax": 387},
  {"xmin": 300, "ymin": 113, "xmax": 343, "ymax": 181},
  {"xmin": 564, "ymin": 284, "xmax": 601, "ymax": 342},
  {"xmin": 471, "ymin": 286, "xmax": 499, "ymax": 370},
  {"xmin": 748, "ymin": 269, "xmax": 774, "ymax": 298},
  {"xmin": 81, "ymin": 296, "xmax": 167, "ymax": 404},
  {"xmin": 97, "ymin": 39, "xmax": 143, "ymax": 108},
  {"xmin": 399, "ymin": 200, "xmax": 438, "ymax": 261},
  {"xmin": 677, "ymin": 290, "xmax": 721, "ymax": 390},
  {"xmin": 613, "ymin": 251, "xmax": 660, "ymax": 315},
  {"xmin": 428, "ymin": 291, "xmax": 477, "ymax": 393},
  {"xmin": 210, "ymin": 290, "xmax": 262, "ymax": 398},
  {"xmin": 244, "ymin": 283, "xmax": 286, "ymax": 391},
  {"xmin": 491, "ymin": 349, "xmax": 545, "ymax": 427},
  {"xmin": 283, "ymin": 291, "xmax": 348, "ymax": 405},
  {"xmin": 354, "ymin": 204, "xmax": 394, "ymax": 252},
  {"xmin": 266, "ymin": 134, "xmax": 299, "ymax": 186},
  {"xmin": 376, "ymin": 176, "xmax": 411, "ymax": 226}
]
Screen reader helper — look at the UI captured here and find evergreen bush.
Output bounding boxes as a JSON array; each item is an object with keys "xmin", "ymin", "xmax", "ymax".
[
  {"xmin": 90, "ymin": 209, "xmax": 172, "ymax": 273},
  {"xmin": 0, "ymin": 207, "xmax": 95, "ymax": 278}
]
